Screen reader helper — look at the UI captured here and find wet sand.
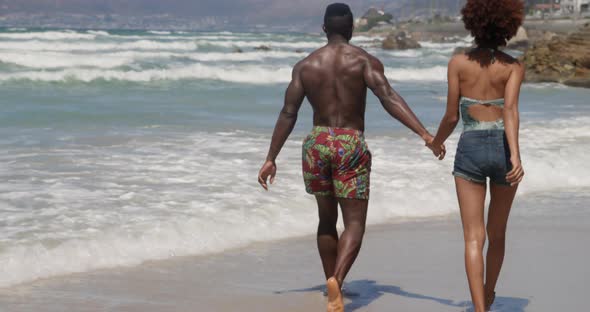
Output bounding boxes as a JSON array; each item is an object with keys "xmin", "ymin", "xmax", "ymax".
[{"xmin": 1, "ymin": 208, "xmax": 588, "ymax": 312}]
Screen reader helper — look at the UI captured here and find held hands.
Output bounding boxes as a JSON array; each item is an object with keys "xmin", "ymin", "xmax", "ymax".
[
  {"xmin": 506, "ymin": 156, "xmax": 525, "ymax": 186},
  {"xmin": 258, "ymin": 160, "xmax": 277, "ymax": 191},
  {"xmin": 424, "ymin": 135, "xmax": 446, "ymax": 160}
]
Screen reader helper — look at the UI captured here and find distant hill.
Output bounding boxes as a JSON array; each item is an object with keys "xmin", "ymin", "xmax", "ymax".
[{"xmin": 0, "ymin": 0, "xmax": 464, "ymax": 26}]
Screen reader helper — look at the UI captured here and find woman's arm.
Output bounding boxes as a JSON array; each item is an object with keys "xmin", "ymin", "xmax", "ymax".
[
  {"xmin": 430, "ymin": 56, "xmax": 462, "ymax": 157},
  {"xmin": 504, "ymin": 62, "xmax": 525, "ymax": 186}
]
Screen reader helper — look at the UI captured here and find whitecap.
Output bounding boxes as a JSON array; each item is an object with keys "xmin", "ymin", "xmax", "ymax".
[
  {"xmin": 0, "ymin": 31, "xmax": 97, "ymax": 40},
  {"xmin": 385, "ymin": 66, "xmax": 448, "ymax": 82},
  {"xmin": 148, "ymin": 30, "xmax": 172, "ymax": 35}
]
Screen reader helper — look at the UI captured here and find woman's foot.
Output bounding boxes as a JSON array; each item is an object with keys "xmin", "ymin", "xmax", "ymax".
[
  {"xmin": 326, "ymin": 277, "xmax": 344, "ymax": 312},
  {"xmin": 485, "ymin": 290, "xmax": 496, "ymax": 311}
]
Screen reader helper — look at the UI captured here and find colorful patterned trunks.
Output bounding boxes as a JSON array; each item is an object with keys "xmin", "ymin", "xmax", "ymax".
[{"xmin": 302, "ymin": 126, "xmax": 372, "ymax": 200}]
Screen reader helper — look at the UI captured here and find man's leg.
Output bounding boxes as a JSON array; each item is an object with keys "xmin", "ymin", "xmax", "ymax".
[
  {"xmin": 316, "ymin": 195, "xmax": 339, "ymax": 280},
  {"xmin": 332, "ymin": 198, "xmax": 368, "ymax": 286}
]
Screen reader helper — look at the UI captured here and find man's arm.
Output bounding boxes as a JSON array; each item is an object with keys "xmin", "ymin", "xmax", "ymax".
[
  {"xmin": 364, "ymin": 55, "xmax": 432, "ymax": 143},
  {"xmin": 258, "ymin": 62, "xmax": 305, "ymax": 190}
]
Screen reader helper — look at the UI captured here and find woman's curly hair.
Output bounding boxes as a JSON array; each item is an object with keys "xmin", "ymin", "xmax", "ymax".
[{"xmin": 462, "ymin": 0, "xmax": 525, "ymax": 48}]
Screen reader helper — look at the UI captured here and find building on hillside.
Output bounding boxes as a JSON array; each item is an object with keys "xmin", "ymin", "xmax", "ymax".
[
  {"xmin": 561, "ymin": 0, "xmax": 590, "ymax": 14},
  {"xmin": 527, "ymin": 0, "xmax": 589, "ymax": 15},
  {"xmin": 533, "ymin": 2, "xmax": 561, "ymax": 12}
]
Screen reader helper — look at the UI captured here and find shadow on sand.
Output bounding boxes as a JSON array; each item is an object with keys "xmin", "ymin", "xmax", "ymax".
[{"xmin": 277, "ymin": 279, "xmax": 529, "ymax": 312}]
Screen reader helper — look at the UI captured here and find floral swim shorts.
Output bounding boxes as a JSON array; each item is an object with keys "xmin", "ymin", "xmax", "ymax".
[{"xmin": 302, "ymin": 126, "xmax": 372, "ymax": 200}]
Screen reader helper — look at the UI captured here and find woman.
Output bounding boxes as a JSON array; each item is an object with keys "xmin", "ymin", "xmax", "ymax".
[{"xmin": 428, "ymin": 1, "xmax": 526, "ymax": 311}]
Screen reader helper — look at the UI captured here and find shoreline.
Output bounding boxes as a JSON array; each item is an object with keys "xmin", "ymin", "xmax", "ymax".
[
  {"xmin": 0, "ymin": 215, "xmax": 457, "ymax": 291},
  {"xmin": 1, "ymin": 206, "xmax": 588, "ymax": 311}
]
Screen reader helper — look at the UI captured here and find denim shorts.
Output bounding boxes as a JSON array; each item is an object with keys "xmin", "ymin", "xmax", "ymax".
[{"xmin": 453, "ymin": 130, "xmax": 512, "ymax": 186}]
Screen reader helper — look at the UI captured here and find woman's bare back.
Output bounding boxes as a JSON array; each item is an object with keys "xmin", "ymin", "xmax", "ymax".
[{"xmin": 454, "ymin": 49, "xmax": 521, "ymax": 121}]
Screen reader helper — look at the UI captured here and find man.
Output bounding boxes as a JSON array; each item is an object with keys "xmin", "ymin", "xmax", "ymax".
[{"xmin": 257, "ymin": 3, "xmax": 444, "ymax": 311}]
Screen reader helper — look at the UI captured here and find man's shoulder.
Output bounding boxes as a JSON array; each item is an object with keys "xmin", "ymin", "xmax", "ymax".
[
  {"xmin": 341, "ymin": 45, "xmax": 383, "ymax": 72},
  {"xmin": 346, "ymin": 44, "xmax": 375, "ymax": 60},
  {"xmin": 308, "ymin": 44, "xmax": 373, "ymax": 60},
  {"xmin": 355, "ymin": 48, "xmax": 382, "ymax": 70},
  {"xmin": 292, "ymin": 54, "xmax": 314, "ymax": 73},
  {"xmin": 294, "ymin": 48, "xmax": 323, "ymax": 68},
  {"xmin": 295, "ymin": 44, "xmax": 378, "ymax": 72}
]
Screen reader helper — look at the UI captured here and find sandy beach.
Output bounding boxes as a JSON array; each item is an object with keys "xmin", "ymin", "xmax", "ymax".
[{"xmin": 1, "ymin": 191, "xmax": 588, "ymax": 312}]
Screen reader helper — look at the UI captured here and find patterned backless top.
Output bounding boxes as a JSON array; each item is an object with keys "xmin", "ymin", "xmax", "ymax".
[{"xmin": 460, "ymin": 97, "xmax": 505, "ymax": 132}]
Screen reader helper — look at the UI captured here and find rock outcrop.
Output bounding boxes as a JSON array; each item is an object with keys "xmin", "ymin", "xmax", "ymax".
[
  {"xmin": 526, "ymin": 29, "xmax": 558, "ymax": 43},
  {"xmin": 382, "ymin": 31, "xmax": 421, "ymax": 50},
  {"xmin": 356, "ymin": 7, "xmax": 393, "ymax": 32},
  {"xmin": 506, "ymin": 26, "xmax": 529, "ymax": 51},
  {"xmin": 521, "ymin": 23, "xmax": 590, "ymax": 88},
  {"xmin": 410, "ymin": 31, "xmax": 463, "ymax": 43},
  {"xmin": 254, "ymin": 45, "xmax": 271, "ymax": 51}
]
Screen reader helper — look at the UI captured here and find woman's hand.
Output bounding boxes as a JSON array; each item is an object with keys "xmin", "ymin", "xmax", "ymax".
[
  {"xmin": 258, "ymin": 160, "xmax": 277, "ymax": 191},
  {"xmin": 506, "ymin": 156, "xmax": 524, "ymax": 186},
  {"xmin": 425, "ymin": 136, "xmax": 446, "ymax": 160}
]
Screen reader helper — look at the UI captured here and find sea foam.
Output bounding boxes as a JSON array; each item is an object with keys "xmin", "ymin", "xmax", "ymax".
[
  {"xmin": 0, "ymin": 64, "xmax": 449, "ymax": 84},
  {"xmin": 0, "ymin": 31, "xmax": 97, "ymax": 40},
  {"xmin": 0, "ymin": 116, "xmax": 589, "ymax": 287},
  {"xmin": 0, "ymin": 50, "xmax": 304, "ymax": 69}
]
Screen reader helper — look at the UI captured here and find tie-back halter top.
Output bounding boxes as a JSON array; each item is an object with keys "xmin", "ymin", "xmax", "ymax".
[{"xmin": 460, "ymin": 97, "xmax": 505, "ymax": 132}]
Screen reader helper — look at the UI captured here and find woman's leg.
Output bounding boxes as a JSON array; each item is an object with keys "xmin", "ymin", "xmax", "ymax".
[
  {"xmin": 455, "ymin": 177, "xmax": 487, "ymax": 312},
  {"xmin": 485, "ymin": 183, "xmax": 518, "ymax": 307}
]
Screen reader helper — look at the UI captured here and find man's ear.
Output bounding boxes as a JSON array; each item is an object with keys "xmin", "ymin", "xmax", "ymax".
[{"xmin": 322, "ymin": 24, "xmax": 327, "ymax": 34}]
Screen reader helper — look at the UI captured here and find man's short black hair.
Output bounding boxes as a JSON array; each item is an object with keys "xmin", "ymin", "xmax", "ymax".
[
  {"xmin": 324, "ymin": 3, "xmax": 354, "ymax": 39},
  {"xmin": 324, "ymin": 3, "xmax": 353, "ymax": 24}
]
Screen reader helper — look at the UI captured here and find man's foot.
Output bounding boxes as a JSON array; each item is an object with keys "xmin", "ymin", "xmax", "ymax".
[
  {"xmin": 326, "ymin": 277, "xmax": 344, "ymax": 312},
  {"xmin": 485, "ymin": 290, "xmax": 496, "ymax": 311},
  {"xmin": 323, "ymin": 286, "xmax": 359, "ymax": 298}
]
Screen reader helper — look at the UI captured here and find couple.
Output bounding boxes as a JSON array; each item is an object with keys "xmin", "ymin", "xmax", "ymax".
[{"xmin": 258, "ymin": 2, "xmax": 525, "ymax": 312}]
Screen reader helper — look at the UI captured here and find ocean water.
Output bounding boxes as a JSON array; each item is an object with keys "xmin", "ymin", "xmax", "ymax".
[{"xmin": 0, "ymin": 28, "xmax": 589, "ymax": 288}]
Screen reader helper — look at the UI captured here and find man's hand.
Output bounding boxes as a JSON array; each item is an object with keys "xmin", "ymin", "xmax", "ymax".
[
  {"xmin": 506, "ymin": 156, "xmax": 524, "ymax": 186},
  {"xmin": 258, "ymin": 160, "xmax": 277, "ymax": 191},
  {"xmin": 425, "ymin": 135, "xmax": 446, "ymax": 160}
]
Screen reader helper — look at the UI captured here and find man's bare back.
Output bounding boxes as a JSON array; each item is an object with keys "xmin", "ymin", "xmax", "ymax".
[
  {"xmin": 293, "ymin": 40, "xmax": 430, "ymax": 133},
  {"xmin": 296, "ymin": 43, "xmax": 371, "ymax": 130}
]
